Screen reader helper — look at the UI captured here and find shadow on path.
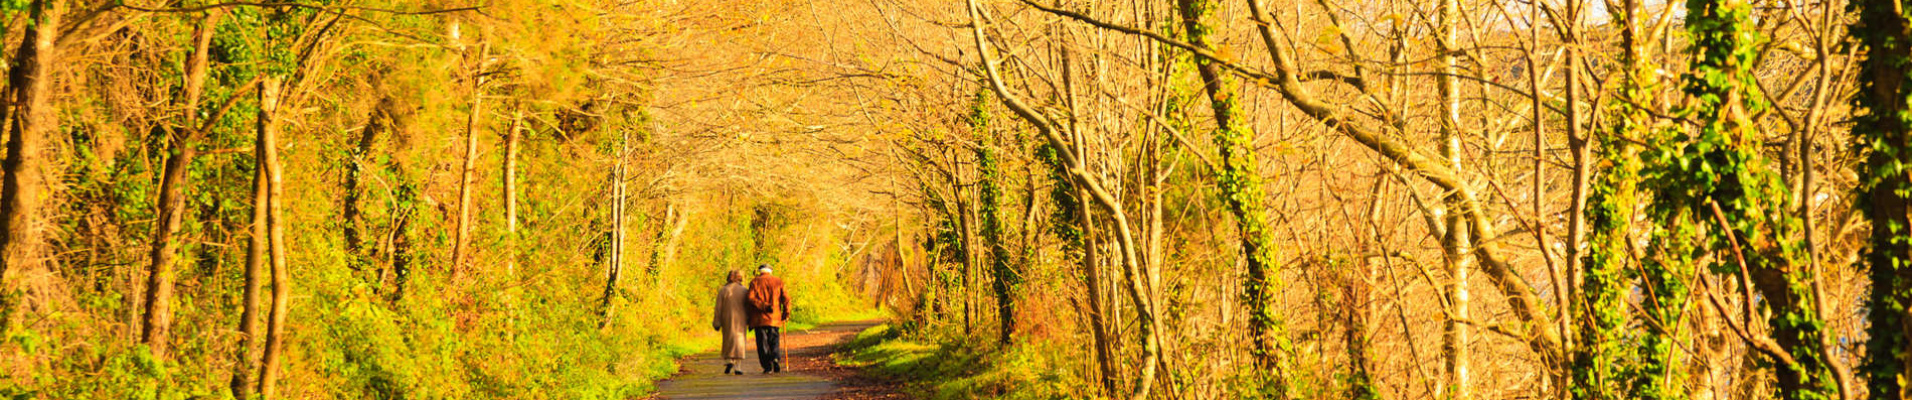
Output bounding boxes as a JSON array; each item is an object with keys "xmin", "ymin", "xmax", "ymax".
[{"xmin": 652, "ymin": 320, "xmax": 888, "ymax": 400}]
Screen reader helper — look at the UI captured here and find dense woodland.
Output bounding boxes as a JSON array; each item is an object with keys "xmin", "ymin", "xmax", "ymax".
[{"xmin": 1, "ymin": 0, "xmax": 1911, "ymax": 399}]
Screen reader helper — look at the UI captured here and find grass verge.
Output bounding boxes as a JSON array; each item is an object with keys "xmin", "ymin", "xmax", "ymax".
[{"xmin": 832, "ymin": 324, "xmax": 1083, "ymax": 400}]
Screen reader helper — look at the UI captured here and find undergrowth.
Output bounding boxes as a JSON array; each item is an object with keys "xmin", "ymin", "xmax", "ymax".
[{"xmin": 836, "ymin": 323, "xmax": 1083, "ymax": 400}]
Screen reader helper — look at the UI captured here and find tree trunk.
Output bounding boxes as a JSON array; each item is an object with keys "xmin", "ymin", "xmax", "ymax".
[
  {"xmin": 1053, "ymin": 44, "xmax": 1118, "ymax": 396},
  {"xmin": 257, "ymin": 77, "xmax": 291, "ymax": 400},
  {"xmin": 390, "ymin": 177, "xmax": 418, "ymax": 301},
  {"xmin": 345, "ymin": 97, "xmax": 397, "ymax": 264},
  {"xmin": 649, "ymin": 203, "xmax": 687, "ymax": 278},
  {"xmin": 504, "ymin": 108, "xmax": 521, "ymax": 278},
  {"xmin": 599, "ymin": 129, "xmax": 627, "ymax": 329},
  {"xmin": 1854, "ymin": 0, "xmax": 1912, "ymax": 398},
  {"xmin": 654, "ymin": 205, "xmax": 688, "ymax": 274},
  {"xmin": 1562, "ymin": 13, "xmax": 1597, "ymax": 398},
  {"xmin": 230, "ymin": 75, "xmax": 274, "ymax": 400},
  {"xmin": 450, "ymin": 44, "xmax": 489, "ymax": 278},
  {"xmin": 1349, "ymin": 180, "xmax": 1386, "ymax": 400},
  {"xmin": 968, "ymin": 89, "xmax": 1018, "ymax": 345},
  {"xmin": 502, "ymin": 107, "xmax": 521, "ymax": 328},
  {"xmin": 1678, "ymin": 2, "xmax": 1836, "ymax": 398},
  {"xmin": 0, "ymin": 0, "xmax": 62, "ymax": 327},
  {"xmin": 1345, "ymin": 257, "xmax": 1377, "ymax": 400},
  {"xmin": 964, "ymin": 3, "xmax": 1158, "ymax": 396},
  {"xmin": 955, "ymin": 170, "xmax": 976, "ymax": 337},
  {"xmin": 1576, "ymin": 0, "xmax": 1652, "ymax": 398},
  {"xmin": 1174, "ymin": 0, "xmax": 1289, "ymax": 382},
  {"xmin": 1436, "ymin": 0, "xmax": 1472, "ymax": 397},
  {"xmin": 140, "ymin": 10, "xmax": 221, "ymax": 359},
  {"xmin": 1527, "ymin": 0, "xmax": 1567, "ymax": 353}
]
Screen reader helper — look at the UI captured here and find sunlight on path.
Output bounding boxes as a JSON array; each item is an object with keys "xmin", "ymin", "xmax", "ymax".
[{"xmin": 653, "ymin": 321, "xmax": 882, "ymax": 400}]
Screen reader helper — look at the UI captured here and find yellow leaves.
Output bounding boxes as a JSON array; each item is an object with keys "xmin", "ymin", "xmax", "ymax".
[
  {"xmin": 1381, "ymin": 12, "xmax": 1405, "ymax": 27},
  {"xmin": 1776, "ymin": 40, "xmax": 1816, "ymax": 61},
  {"xmin": 1315, "ymin": 25, "xmax": 1342, "ymax": 53},
  {"xmin": 1215, "ymin": 45, "xmax": 1238, "ymax": 63},
  {"xmin": 1273, "ymin": 141, "xmax": 1299, "ymax": 156}
]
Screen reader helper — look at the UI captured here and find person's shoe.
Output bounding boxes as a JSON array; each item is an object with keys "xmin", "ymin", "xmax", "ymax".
[
  {"xmin": 731, "ymin": 370, "xmax": 744, "ymax": 376},
  {"xmin": 723, "ymin": 363, "xmax": 734, "ymax": 374}
]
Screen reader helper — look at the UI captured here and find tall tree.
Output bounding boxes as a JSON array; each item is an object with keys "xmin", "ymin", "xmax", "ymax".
[
  {"xmin": 966, "ymin": 1, "xmax": 1163, "ymax": 397},
  {"xmin": 231, "ymin": 74, "xmax": 275, "ymax": 400},
  {"xmin": 344, "ymin": 96, "xmax": 405, "ymax": 266},
  {"xmin": 1574, "ymin": 0, "xmax": 1650, "ymax": 399},
  {"xmin": 1050, "ymin": 45, "xmax": 1118, "ymax": 396},
  {"xmin": 599, "ymin": 128, "xmax": 629, "ymax": 329},
  {"xmin": 1853, "ymin": 0, "xmax": 1912, "ymax": 397},
  {"xmin": 969, "ymin": 89, "xmax": 1019, "ymax": 345},
  {"xmin": 140, "ymin": 10, "xmax": 224, "ymax": 359},
  {"xmin": 1618, "ymin": 1, "xmax": 1690, "ymax": 399},
  {"xmin": 1647, "ymin": 1, "xmax": 1837, "ymax": 398},
  {"xmin": 0, "ymin": 0, "xmax": 63, "ymax": 327},
  {"xmin": 256, "ymin": 77, "xmax": 293, "ymax": 400},
  {"xmin": 1435, "ymin": 0, "xmax": 1473, "ymax": 397},
  {"xmin": 1172, "ymin": 0, "xmax": 1290, "ymax": 384},
  {"xmin": 504, "ymin": 108, "xmax": 522, "ymax": 279},
  {"xmin": 451, "ymin": 42, "xmax": 491, "ymax": 276}
]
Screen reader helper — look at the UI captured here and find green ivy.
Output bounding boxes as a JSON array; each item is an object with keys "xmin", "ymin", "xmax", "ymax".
[
  {"xmin": 968, "ymin": 87, "xmax": 1021, "ymax": 344},
  {"xmin": 1848, "ymin": 0, "xmax": 1912, "ymax": 397},
  {"xmin": 1639, "ymin": 1, "xmax": 1835, "ymax": 399},
  {"xmin": 1576, "ymin": 2, "xmax": 1685, "ymax": 399},
  {"xmin": 1174, "ymin": 0, "xmax": 1291, "ymax": 383}
]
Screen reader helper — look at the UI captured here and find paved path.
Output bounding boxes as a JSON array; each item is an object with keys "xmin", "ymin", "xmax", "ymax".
[{"xmin": 653, "ymin": 320, "xmax": 885, "ymax": 400}]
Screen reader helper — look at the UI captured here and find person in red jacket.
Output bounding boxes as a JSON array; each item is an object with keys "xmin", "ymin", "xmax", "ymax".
[{"xmin": 746, "ymin": 264, "xmax": 791, "ymax": 373}]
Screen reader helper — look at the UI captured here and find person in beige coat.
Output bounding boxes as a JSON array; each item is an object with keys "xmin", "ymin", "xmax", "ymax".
[{"xmin": 711, "ymin": 270, "xmax": 750, "ymax": 375}]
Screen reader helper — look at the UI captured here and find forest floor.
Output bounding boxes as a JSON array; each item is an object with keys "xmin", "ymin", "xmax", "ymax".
[{"xmin": 650, "ymin": 320, "xmax": 908, "ymax": 400}]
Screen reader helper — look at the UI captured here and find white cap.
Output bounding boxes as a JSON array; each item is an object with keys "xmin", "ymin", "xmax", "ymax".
[{"xmin": 758, "ymin": 265, "xmax": 773, "ymax": 274}]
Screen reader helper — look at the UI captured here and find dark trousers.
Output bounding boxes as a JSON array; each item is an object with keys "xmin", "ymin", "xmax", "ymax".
[{"xmin": 752, "ymin": 327, "xmax": 782, "ymax": 372}]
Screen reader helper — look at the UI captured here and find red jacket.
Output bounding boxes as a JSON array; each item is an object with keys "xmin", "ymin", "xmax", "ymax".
[{"xmin": 747, "ymin": 274, "xmax": 790, "ymax": 328}]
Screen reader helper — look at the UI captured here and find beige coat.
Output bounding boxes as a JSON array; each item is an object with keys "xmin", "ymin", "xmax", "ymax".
[{"xmin": 712, "ymin": 282, "xmax": 750, "ymax": 362}]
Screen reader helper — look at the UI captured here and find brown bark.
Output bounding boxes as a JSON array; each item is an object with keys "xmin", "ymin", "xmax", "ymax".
[
  {"xmin": 257, "ymin": 78, "xmax": 291, "ymax": 399},
  {"xmin": 140, "ymin": 10, "xmax": 222, "ymax": 359},
  {"xmin": 1057, "ymin": 45, "xmax": 1118, "ymax": 396},
  {"xmin": 1010, "ymin": 5, "xmax": 1568, "ymax": 370},
  {"xmin": 1348, "ymin": 179, "xmax": 1388, "ymax": 400},
  {"xmin": 1243, "ymin": 0, "xmax": 1565, "ymax": 373},
  {"xmin": 1850, "ymin": 0, "xmax": 1912, "ymax": 390},
  {"xmin": 599, "ymin": 129, "xmax": 628, "ymax": 329},
  {"xmin": 0, "ymin": 0, "xmax": 63, "ymax": 327},
  {"xmin": 1798, "ymin": 1, "xmax": 1851, "ymax": 396},
  {"xmin": 390, "ymin": 188, "xmax": 417, "ymax": 300},
  {"xmin": 450, "ymin": 43, "xmax": 489, "ymax": 277},
  {"xmin": 344, "ymin": 97, "xmax": 398, "ymax": 261},
  {"xmin": 230, "ymin": 76, "xmax": 275, "ymax": 400},
  {"xmin": 1078, "ymin": 186, "xmax": 1117, "ymax": 394},
  {"xmin": 1526, "ymin": 0, "xmax": 1569, "ymax": 351},
  {"xmin": 963, "ymin": 3, "xmax": 1159, "ymax": 397},
  {"xmin": 955, "ymin": 164, "xmax": 975, "ymax": 337},
  {"xmin": 1173, "ymin": 0, "xmax": 1287, "ymax": 377},
  {"xmin": 1562, "ymin": 0, "xmax": 1593, "ymax": 353},
  {"xmin": 1436, "ymin": 0, "xmax": 1472, "ymax": 397},
  {"xmin": 504, "ymin": 108, "xmax": 521, "ymax": 278},
  {"xmin": 650, "ymin": 202, "xmax": 688, "ymax": 277}
]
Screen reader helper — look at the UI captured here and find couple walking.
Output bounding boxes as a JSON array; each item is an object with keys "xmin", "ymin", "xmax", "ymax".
[{"xmin": 711, "ymin": 264, "xmax": 791, "ymax": 375}]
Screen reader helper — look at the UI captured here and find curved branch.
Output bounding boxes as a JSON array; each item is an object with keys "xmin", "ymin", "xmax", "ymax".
[{"xmin": 115, "ymin": 2, "xmax": 480, "ymax": 16}]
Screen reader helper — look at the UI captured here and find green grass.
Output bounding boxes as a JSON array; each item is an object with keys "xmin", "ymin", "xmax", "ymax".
[{"xmin": 833, "ymin": 324, "xmax": 1086, "ymax": 400}]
